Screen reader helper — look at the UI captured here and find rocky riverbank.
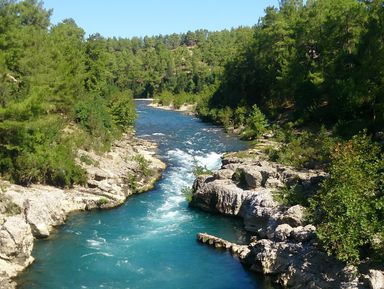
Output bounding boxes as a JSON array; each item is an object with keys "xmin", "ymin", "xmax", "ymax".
[
  {"xmin": 148, "ymin": 102, "xmax": 196, "ymax": 116},
  {"xmin": 191, "ymin": 149, "xmax": 384, "ymax": 289},
  {"xmin": 0, "ymin": 133, "xmax": 166, "ymax": 289}
]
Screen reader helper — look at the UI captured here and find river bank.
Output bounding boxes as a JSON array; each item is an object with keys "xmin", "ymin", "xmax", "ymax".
[
  {"xmin": 0, "ymin": 133, "xmax": 166, "ymax": 289},
  {"xmin": 190, "ymin": 147, "xmax": 384, "ymax": 289},
  {"xmin": 147, "ymin": 102, "xmax": 196, "ymax": 116}
]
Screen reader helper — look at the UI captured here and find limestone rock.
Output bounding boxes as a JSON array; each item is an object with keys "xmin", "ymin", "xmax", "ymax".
[
  {"xmin": 0, "ymin": 215, "xmax": 34, "ymax": 281},
  {"xmin": 213, "ymin": 169, "xmax": 234, "ymax": 180},
  {"xmin": 197, "ymin": 232, "xmax": 250, "ymax": 261},
  {"xmin": 274, "ymin": 224, "xmax": 293, "ymax": 241},
  {"xmin": 277, "ymin": 205, "xmax": 306, "ymax": 227},
  {"xmin": 369, "ymin": 270, "xmax": 384, "ymax": 289},
  {"xmin": 290, "ymin": 225, "xmax": 316, "ymax": 242},
  {"xmin": 191, "ymin": 179, "xmax": 245, "ymax": 215},
  {"xmin": 242, "ymin": 167, "xmax": 263, "ymax": 189},
  {"xmin": 239, "ymin": 189, "xmax": 279, "ymax": 236},
  {"xmin": 0, "ymin": 278, "xmax": 16, "ymax": 289}
]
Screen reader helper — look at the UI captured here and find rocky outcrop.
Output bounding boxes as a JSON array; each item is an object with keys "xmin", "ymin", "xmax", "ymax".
[
  {"xmin": 190, "ymin": 152, "xmax": 382, "ymax": 288},
  {"xmin": 368, "ymin": 270, "xmax": 384, "ymax": 289},
  {"xmin": 0, "ymin": 133, "xmax": 165, "ymax": 287},
  {"xmin": 148, "ymin": 102, "xmax": 196, "ymax": 116},
  {"xmin": 197, "ymin": 232, "xmax": 250, "ymax": 259}
]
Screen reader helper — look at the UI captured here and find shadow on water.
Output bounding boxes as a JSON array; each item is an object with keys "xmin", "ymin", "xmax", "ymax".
[{"xmin": 17, "ymin": 100, "xmax": 277, "ymax": 289}]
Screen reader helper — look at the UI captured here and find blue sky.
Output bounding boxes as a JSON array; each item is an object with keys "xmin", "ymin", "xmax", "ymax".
[{"xmin": 43, "ymin": 0, "xmax": 279, "ymax": 38}]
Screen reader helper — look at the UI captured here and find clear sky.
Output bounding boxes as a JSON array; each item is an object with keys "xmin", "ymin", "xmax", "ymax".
[{"xmin": 42, "ymin": 0, "xmax": 279, "ymax": 38}]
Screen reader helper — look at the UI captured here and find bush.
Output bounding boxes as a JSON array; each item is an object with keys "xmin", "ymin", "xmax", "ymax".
[
  {"xmin": 192, "ymin": 162, "xmax": 212, "ymax": 177},
  {"xmin": 110, "ymin": 90, "xmax": 136, "ymax": 131},
  {"xmin": 233, "ymin": 106, "xmax": 247, "ymax": 127},
  {"xmin": 75, "ymin": 97, "xmax": 113, "ymax": 138},
  {"xmin": 241, "ymin": 105, "xmax": 268, "ymax": 140},
  {"xmin": 274, "ymin": 184, "xmax": 310, "ymax": 207},
  {"xmin": 0, "ymin": 115, "xmax": 86, "ymax": 187},
  {"xmin": 13, "ymin": 142, "xmax": 86, "ymax": 187},
  {"xmin": 155, "ymin": 91, "xmax": 174, "ymax": 106},
  {"xmin": 267, "ymin": 126, "xmax": 336, "ymax": 169},
  {"xmin": 310, "ymin": 133, "xmax": 384, "ymax": 264},
  {"xmin": 133, "ymin": 154, "xmax": 150, "ymax": 176},
  {"xmin": 182, "ymin": 186, "xmax": 193, "ymax": 202}
]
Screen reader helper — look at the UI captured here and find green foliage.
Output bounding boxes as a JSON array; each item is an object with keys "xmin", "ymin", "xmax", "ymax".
[
  {"xmin": 75, "ymin": 98, "xmax": 112, "ymax": 135},
  {"xmin": 97, "ymin": 197, "xmax": 109, "ymax": 206},
  {"xmin": 241, "ymin": 105, "xmax": 269, "ymax": 140},
  {"xmin": 267, "ymin": 126, "xmax": 336, "ymax": 169},
  {"xmin": 133, "ymin": 154, "xmax": 150, "ymax": 177},
  {"xmin": 192, "ymin": 162, "xmax": 212, "ymax": 177},
  {"xmin": 128, "ymin": 174, "xmax": 138, "ymax": 193},
  {"xmin": 199, "ymin": 0, "xmax": 384, "ymax": 139},
  {"xmin": 0, "ymin": 1, "xmax": 136, "ymax": 187},
  {"xmin": 181, "ymin": 186, "xmax": 193, "ymax": 202},
  {"xmin": 273, "ymin": 184, "xmax": 309, "ymax": 207},
  {"xmin": 110, "ymin": 90, "xmax": 136, "ymax": 130},
  {"xmin": 310, "ymin": 133, "xmax": 384, "ymax": 264},
  {"xmin": 79, "ymin": 155, "xmax": 95, "ymax": 166}
]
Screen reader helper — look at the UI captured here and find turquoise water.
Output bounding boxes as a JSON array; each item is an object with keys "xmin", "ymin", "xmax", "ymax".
[{"xmin": 18, "ymin": 101, "xmax": 273, "ymax": 289}]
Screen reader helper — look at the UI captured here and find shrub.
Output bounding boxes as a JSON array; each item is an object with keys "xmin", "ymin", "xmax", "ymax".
[
  {"xmin": 273, "ymin": 184, "xmax": 309, "ymax": 207},
  {"xmin": 80, "ymin": 155, "xmax": 95, "ymax": 166},
  {"xmin": 97, "ymin": 197, "xmax": 109, "ymax": 206},
  {"xmin": 155, "ymin": 91, "xmax": 174, "ymax": 106},
  {"xmin": 133, "ymin": 154, "xmax": 150, "ymax": 176},
  {"xmin": 182, "ymin": 186, "xmax": 193, "ymax": 202},
  {"xmin": 13, "ymin": 143, "xmax": 86, "ymax": 187},
  {"xmin": 192, "ymin": 162, "xmax": 212, "ymax": 177},
  {"xmin": 109, "ymin": 90, "xmax": 136, "ymax": 131},
  {"xmin": 0, "ymin": 116, "xmax": 86, "ymax": 187},
  {"xmin": 128, "ymin": 174, "xmax": 138, "ymax": 193},
  {"xmin": 310, "ymin": 133, "xmax": 384, "ymax": 264},
  {"xmin": 233, "ymin": 106, "xmax": 247, "ymax": 127},
  {"xmin": 267, "ymin": 126, "xmax": 336, "ymax": 169},
  {"xmin": 241, "ymin": 105, "xmax": 268, "ymax": 140},
  {"xmin": 75, "ymin": 97, "xmax": 113, "ymax": 138}
]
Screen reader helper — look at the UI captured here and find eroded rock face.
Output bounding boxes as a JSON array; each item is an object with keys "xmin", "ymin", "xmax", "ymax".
[
  {"xmin": 191, "ymin": 177, "xmax": 245, "ymax": 215},
  {"xmin": 0, "ymin": 133, "xmax": 165, "ymax": 288},
  {"xmin": 0, "ymin": 215, "xmax": 34, "ymax": 284},
  {"xmin": 369, "ymin": 270, "xmax": 384, "ymax": 289},
  {"xmin": 190, "ymin": 152, "xmax": 378, "ymax": 289}
]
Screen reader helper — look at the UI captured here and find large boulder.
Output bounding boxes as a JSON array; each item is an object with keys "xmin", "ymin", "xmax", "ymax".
[
  {"xmin": 277, "ymin": 205, "xmax": 306, "ymax": 227},
  {"xmin": 274, "ymin": 224, "xmax": 293, "ymax": 241},
  {"xmin": 369, "ymin": 270, "xmax": 384, "ymax": 289},
  {"xmin": 239, "ymin": 189, "xmax": 279, "ymax": 236},
  {"xmin": 191, "ymin": 178, "xmax": 246, "ymax": 215},
  {"xmin": 242, "ymin": 166, "xmax": 264, "ymax": 189}
]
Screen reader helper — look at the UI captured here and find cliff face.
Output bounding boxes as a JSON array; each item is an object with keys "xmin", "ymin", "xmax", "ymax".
[
  {"xmin": 0, "ymin": 133, "xmax": 165, "ymax": 288},
  {"xmin": 191, "ymin": 152, "xmax": 384, "ymax": 289}
]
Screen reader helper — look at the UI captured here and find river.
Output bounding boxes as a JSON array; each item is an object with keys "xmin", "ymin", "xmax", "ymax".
[{"xmin": 17, "ymin": 100, "xmax": 274, "ymax": 289}]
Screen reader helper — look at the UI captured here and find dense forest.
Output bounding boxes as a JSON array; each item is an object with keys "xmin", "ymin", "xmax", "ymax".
[
  {"xmin": 0, "ymin": 0, "xmax": 383, "ymax": 267},
  {"xmin": 0, "ymin": 0, "xmax": 138, "ymax": 187}
]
